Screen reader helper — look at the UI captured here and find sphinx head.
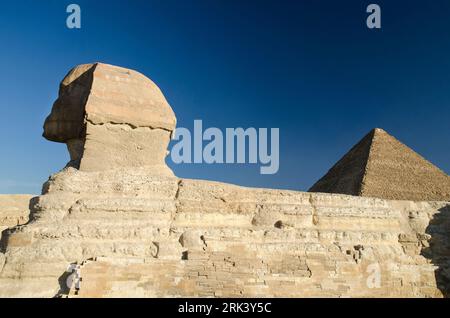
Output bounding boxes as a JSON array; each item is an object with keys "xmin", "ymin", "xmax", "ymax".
[{"xmin": 43, "ymin": 63, "xmax": 176, "ymax": 175}]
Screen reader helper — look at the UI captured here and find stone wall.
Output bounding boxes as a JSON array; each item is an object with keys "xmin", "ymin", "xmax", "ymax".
[{"xmin": 0, "ymin": 195, "xmax": 33, "ymax": 234}]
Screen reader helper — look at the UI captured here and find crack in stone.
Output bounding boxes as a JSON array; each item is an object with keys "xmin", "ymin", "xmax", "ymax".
[
  {"xmin": 169, "ymin": 179, "xmax": 184, "ymax": 233},
  {"xmin": 309, "ymin": 193, "xmax": 319, "ymax": 226},
  {"xmin": 84, "ymin": 118, "xmax": 173, "ymax": 133}
]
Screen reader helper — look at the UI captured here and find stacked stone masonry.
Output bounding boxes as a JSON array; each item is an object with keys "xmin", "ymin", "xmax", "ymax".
[
  {"xmin": 0, "ymin": 195, "xmax": 33, "ymax": 234},
  {"xmin": 0, "ymin": 171, "xmax": 448, "ymax": 297}
]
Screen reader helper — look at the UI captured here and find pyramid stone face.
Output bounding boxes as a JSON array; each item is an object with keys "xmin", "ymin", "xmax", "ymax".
[
  {"xmin": 308, "ymin": 130, "xmax": 373, "ymax": 196},
  {"xmin": 309, "ymin": 128, "xmax": 450, "ymax": 201},
  {"xmin": 362, "ymin": 129, "xmax": 450, "ymax": 201},
  {"xmin": 43, "ymin": 63, "xmax": 176, "ymax": 174}
]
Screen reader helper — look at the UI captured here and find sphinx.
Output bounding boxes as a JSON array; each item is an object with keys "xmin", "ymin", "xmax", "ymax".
[{"xmin": 0, "ymin": 63, "xmax": 448, "ymax": 298}]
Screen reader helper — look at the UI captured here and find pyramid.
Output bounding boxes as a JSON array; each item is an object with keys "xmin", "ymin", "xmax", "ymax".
[{"xmin": 309, "ymin": 128, "xmax": 450, "ymax": 201}]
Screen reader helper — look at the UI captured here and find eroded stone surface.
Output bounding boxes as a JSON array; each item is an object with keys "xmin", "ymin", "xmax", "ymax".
[
  {"xmin": 0, "ymin": 169, "xmax": 448, "ymax": 298},
  {"xmin": 43, "ymin": 63, "xmax": 176, "ymax": 174},
  {"xmin": 0, "ymin": 195, "xmax": 33, "ymax": 234}
]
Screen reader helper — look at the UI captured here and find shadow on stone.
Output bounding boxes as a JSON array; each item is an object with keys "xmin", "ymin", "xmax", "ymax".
[
  {"xmin": 0, "ymin": 196, "xmax": 39, "ymax": 253},
  {"xmin": 0, "ymin": 229, "xmax": 8, "ymax": 254},
  {"xmin": 27, "ymin": 196, "xmax": 40, "ymax": 223},
  {"xmin": 422, "ymin": 204, "xmax": 450, "ymax": 297},
  {"xmin": 54, "ymin": 263, "xmax": 77, "ymax": 298}
]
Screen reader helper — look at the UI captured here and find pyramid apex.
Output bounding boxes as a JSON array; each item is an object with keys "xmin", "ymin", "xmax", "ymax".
[
  {"xmin": 370, "ymin": 127, "xmax": 389, "ymax": 137},
  {"xmin": 373, "ymin": 127, "xmax": 386, "ymax": 133}
]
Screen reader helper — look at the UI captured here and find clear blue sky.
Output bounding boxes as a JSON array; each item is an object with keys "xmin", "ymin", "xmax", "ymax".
[{"xmin": 0, "ymin": 0, "xmax": 449, "ymax": 194}]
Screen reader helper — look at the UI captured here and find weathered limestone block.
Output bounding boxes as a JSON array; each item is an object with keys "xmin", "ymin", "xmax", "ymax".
[{"xmin": 0, "ymin": 195, "xmax": 33, "ymax": 234}]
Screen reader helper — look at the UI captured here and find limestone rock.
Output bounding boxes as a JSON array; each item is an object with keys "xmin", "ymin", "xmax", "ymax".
[
  {"xmin": 0, "ymin": 195, "xmax": 34, "ymax": 234},
  {"xmin": 309, "ymin": 128, "xmax": 450, "ymax": 201},
  {"xmin": 43, "ymin": 63, "xmax": 176, "ymax": 174}
]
